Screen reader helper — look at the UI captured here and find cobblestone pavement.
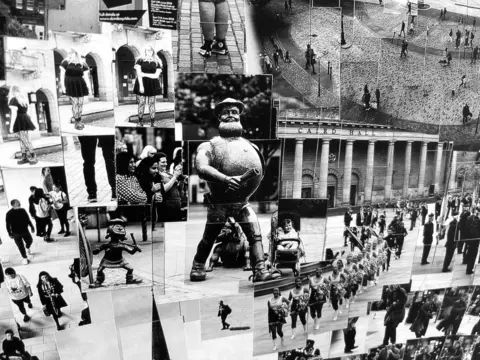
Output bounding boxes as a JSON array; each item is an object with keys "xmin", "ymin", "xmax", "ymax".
[
  {"xmin": 62, "ymin": 136, "xmax": 114, "ymax": 207},
  {"xmin": 0, "ymin": 137, "xmax": 64, "ymax": 170},
  {"xmin": 174, "ymin": 0, "xmax": 245, "ymax": 74}
]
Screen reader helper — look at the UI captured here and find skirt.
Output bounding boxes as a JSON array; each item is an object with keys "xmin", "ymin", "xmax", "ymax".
[
  {"xmin": 13, "ymin": 113, "xmax": 36, "ymax": 132},
  {"xmin": 64, "ymin": 76, "xmax": 89, "ymax": 97},
  {"xmin": 133, "ymin": 77, "xmax": 162, "ymax": 97}
]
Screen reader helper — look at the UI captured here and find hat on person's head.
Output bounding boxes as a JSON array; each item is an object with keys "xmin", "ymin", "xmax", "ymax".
[
  {"xmin": 5, "ymin": 329, "xmax": 13, "ymax": 335},
  {"xmin": 306, "ymin": 339, "xmax": 315, "ymax": 346},
  {"xmin": 429, "ymin": 213, "xmax": 434, "ymax": 217},
  {"xmin": 214, "ymin": 98, "xmax": 245, "ymax": 118}
]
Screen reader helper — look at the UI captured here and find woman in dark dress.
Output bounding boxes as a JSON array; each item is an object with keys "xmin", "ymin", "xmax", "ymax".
[
  {"xmin": 409, "ymin": 294, "xmax": 437, "ymax": 338},
  {"xmin": 59, "ymin": 49, "xmax": 90, "ymax": 130},
  {"xmin": 133, "ymin": 46, "xmax": 163, "ymax": 127},
  {"xmin": 37, "ymin": 271, "xmax": 67, "ymax": 331},
  {"xmin": 8, "ymin": 85, "xmax": 37, "ymax": 165}
]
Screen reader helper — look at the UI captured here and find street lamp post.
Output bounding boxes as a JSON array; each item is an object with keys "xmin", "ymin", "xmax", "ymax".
[{"xmin": 341, "ymin": 13, "xmax": 346, "ymax": 46}]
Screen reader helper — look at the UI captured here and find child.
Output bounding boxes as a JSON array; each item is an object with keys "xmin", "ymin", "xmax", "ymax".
[{"xmin": 277, "ymin": 219, "xmax": 299, "ymax": 250}]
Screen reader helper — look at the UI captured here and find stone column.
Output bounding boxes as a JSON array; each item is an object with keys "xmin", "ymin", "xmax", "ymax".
[
  {"xmin": 402, "ymin": 141, "xmax": 413, "ymax": 197},
  {"xmin": 434, "ymin": 142, "xmax": 444, "ymax": 193},
  {"xmin": 384, "ymin": 140, "xmax": 395, "ymax": 200},
  {"xmin": 417, "ymin": 141, "xmax": 428, "ymax": 197},
  {"xmin": 342, "ymin": 140, "xmax": 354, "ymax": 205},
  {"xmin": 448, "ymin": 150, "xmax": 458, "ymax": 191},
  {"xmin": 364, "ymin": 140, "xmax": 376, "ymax": 203},
  {"xmin": 318, "ymin": 139, "xmax": 330, "ymax": 198},
  {"xmin": 292, "ymin": 138, "xmax": 305, "ymax": 199}
]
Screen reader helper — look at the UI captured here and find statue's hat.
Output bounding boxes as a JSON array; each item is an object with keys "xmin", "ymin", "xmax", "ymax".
[{"xmin": 214, "ymin": 98, "xmax": 245, "ymax": 118}]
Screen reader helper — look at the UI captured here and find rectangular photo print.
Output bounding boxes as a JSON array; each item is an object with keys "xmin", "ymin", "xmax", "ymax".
[
  {"xmin": 1, "ymin": 36, "xmax": 64, "ymax": 169},
  {"xmin": 112, "ymin": 29, "xmax": 174, "ymax": 127},
  {"xmin": 185, "ymin": 138, "xmax": 281, "ymax": 288},
  {"xmin": 438, "ymin": 335, "xmax": 479, "ymax": 360},
  {"xmin": 63, "ymin": 135, "xmax": 116, "ymax": 207},
  {"xmin": 175, "ymin": 73, "xmax": 274, "ymax": 141},
  {"xmin": 246, "ymin": 1, "xmax": 340, "ymax": 109},
  {"xmin": 403, "ymin": 337, "xmax": 446, "ymax": 360},
  {"xmin": 175, "ymin": 0, "xmax": 245, "ymax": 74},
  {"xmin": 115, "ymin": 127, "xmax": 187, "ymax": 222},
  {"xmin": 52, "ymin": 31, "xmax": 115, "ymax": 136},
  {"xmin": 77, "ymin": 204, "xmax": 155, "ymax": 292}
]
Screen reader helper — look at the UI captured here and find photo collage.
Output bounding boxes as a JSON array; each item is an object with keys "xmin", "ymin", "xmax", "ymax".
[{"xmin": 0, "ymin": 0, "xmax": 479, "ymax": 359}]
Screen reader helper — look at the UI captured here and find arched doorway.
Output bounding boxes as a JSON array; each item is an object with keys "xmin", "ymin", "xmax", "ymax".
[
  {"xmin": 85, "ymin": 54, "xmax": 100, "ymax": 99},
  {"xmin": 327, "ymin": 173, "xmax": 337, "ymax": 208},
  {"xmin": 116, "ymin": 46, "xmax": 137, "ymax": 103},
  {"xmin": 157, "ymin": 51, "xmax": 168, "ymax": 99},
  {"xmin": 0, "ymin": 86, "xmax": 14, "ymax": 142},
  {"xmin": 301, "ymin": 174, "xmax": 314, "ymax": 198},
  {"xmin": 35, "ymin": 89, "xmax": 52, "ymax": 133},
  {"xmin": 351, "ymin": 173, "xmax": 359, "ymax": 206},
  {"xmin": 54, "ymin": 50, "xmax": 69, "ymax": 105}
]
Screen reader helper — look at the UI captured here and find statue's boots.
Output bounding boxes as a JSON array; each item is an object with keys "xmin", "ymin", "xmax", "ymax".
[
  {"xmin": 250, "ymin": 240, "xmax": 281, "ymax": 282},
  {"xmin": 190, "ymin": 260, "xmax": 207, "ymax": 281}
]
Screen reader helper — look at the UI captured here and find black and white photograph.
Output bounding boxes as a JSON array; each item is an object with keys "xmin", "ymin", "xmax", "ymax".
[
  {"xmin": 112, "ymin": 30, "xmax": 174, "ymax": 127},
  {"xmin": 366, "ymin": 343, "xmax": 406, "ymax": 360},
  {"xmin": 200, "ymin": 293, "xmax": 253, "ymax": 341},
  {"xmin": 52, "ymin": 32, "xmax": 115, "ymax": 136},
  {"xmin": 62, "ymin": 135, "xmax": 115, "ymax": 206},
  {"xmin": 176, "ymin": 0, "xmax": 245, "ymax": 74},
  {"xmin": 436, "ymin": 286, "xmax": 472, "ymax": 337},
  {"xmin": 246, "ymin": 1, "xmax": 340, "ymax": 109},
  {"xmin": 457, "ymin": 286, "xmax": 480, "ymax": 336},
  {"xmin": 175, "ymin": 74, "xmax": 273, "ymax": 141},
  {"xmin": 276, "ymin": 334, "xmax": 331, "ymax": 359},
  {"xmin": 328, "ymin": 316, "xmax": 368, "ymax": 357},
  {"xmin": 115, "ymin": 126, "xmax": 187, "ymax": 222},
  {"xmin": 78, "ymin": 205, "xmax": 156, "ymax": 292},
  {"xmin": 1, "ymin": 37, "xmax": 63, "ymax": 169},
  {"xmin": 438, "ymin": 335, "xmax": 479, "ymax": 360},
  {"xmin": 185, "ymin": 138, "xmax": 281, "ymax": 287},
  {"xmin": 402, "ymin": 337, "xmax": 446, "ymax": 360}
]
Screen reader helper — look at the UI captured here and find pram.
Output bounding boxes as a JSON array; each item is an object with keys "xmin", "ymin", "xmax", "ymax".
[{"xmin": 270, "ymin": 211, "xmax": 306, "ymax": 277}]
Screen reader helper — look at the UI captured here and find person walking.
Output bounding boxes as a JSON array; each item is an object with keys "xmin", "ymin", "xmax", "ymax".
[
  {"xmin": 5, "ymin": 200, "xmax": 34, "ymax": 265},
  {"xmin": 400, "ymin": 40, "xmax": 408, "ymax": 58},
  {"xmin": 375, "ymin": 88, "xmax": 380, "ymax": 109},
  {"xmin": 284, "ymin": 0, "xmax": 288, "ymax": 13},
  {"xmin": 273, "ymin": 50, "xmax": 279, "ymax": 71},
  {"xmin": 4, "ymin": 268, "xmax": 33, "ymax": 322},
  {"xmin": 8, "ymin": 85, "xmax": 38, "ymax": 165},
  {"xmin": 395, "ymin": 222, "xmax": 408, "ymax": 258},
  {"xmin": 472, "ymin": 46, "xmax": 478, "ymax": 64},
  {"xmin": 406, "ymin": 1, "xmax": 411, "ymax": 15},
  {"xmin": 466, "ymin": 213, "xmax": 480, "ymax": 274},
  {"xmin": 383, "ymin": 285, "xmax": 407, "ymax": 345},
  {"xmin": 410, "ymin": 206, "xmax": 418, "ymax": 230},
  {"xmin": 443, "ymin": 7, "xmax": 447, "ymax": 20},
  {"xmin": 268, "ymin": 288, "xmax": 290, "ymax": 351},
  {"xmin": 400, "ymin": 21, "xmax": 406, "ymax": 37},
  {"xmin": 28, "ymin": 186, "xmax": 42, "ymax": 237},
  {"xmin": 364, "ymin": 91, "xmax": 371, "ymax": 110},
  {"xmin": 37, "ymin": 271, "xmax": 67, "ymax": 331},
  {"xmin": 49, "ymin": 183, "xmax": 70, "ymax": 237},
  {"xmin": 218, "ymin": 300, "xmax": 231, "ymax": 330},
  {"xmin": 264, "ymin": 54, "xmax": 272, "ymax": 73},
  {"xmin": 459, "ymin": 75, "xmax": 467, "ymax": 89},
  {"xmin": 442, "ymin": 217, "xmax": 458, "ymax": 272},
  {"xmin": 33, "ymin": 189, "xmax": 54, "ymax": 243},
  {"xmin": 463, "ymin": 103, "xmax": 473, "ymax": 125},
  {"xmin": 448, "ymin": 29, "xmax": 453, "ymax": 43},
  {"xmin": 440, "ymin": 9, "xmax": 444, "ymax": 20},
  {"xmin": 458, "ymin": 208, "xmax": 471, "ymax": 256},
  {"xmin": 305, "ymin": 44, "xmax": 316, "ymax": 74},
  {"xmin": 421, "ymin": 214, "xmax": 435, "ymax": 265}
]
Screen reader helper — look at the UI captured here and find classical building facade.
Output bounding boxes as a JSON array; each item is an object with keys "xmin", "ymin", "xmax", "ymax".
[{"xmin": 278, "ymin": 109, "xmax": 452, "ymax": 207}]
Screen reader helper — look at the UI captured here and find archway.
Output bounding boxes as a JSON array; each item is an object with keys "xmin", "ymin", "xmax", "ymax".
[
  {"xmin": 327, "ymin": 173, "xmax": 338, "ymax": 208},
  {"xmin": 116, "ymin": 45, "xmax": 138, "ymax": 103},
  {"xmin": 350, "ymin": 173, "xmax": 359, "ymax": 206},
  {"xmin": 85, "ymin": 52, "xmax": 106, "ymax": 101},
  {"xmin": 35, "ymin": 88, "xmax": 59, "ymax": 136},
  {"xmin": 301, "ymin": 173, "xmax": 314, "ymax": 198},
  {"xmin": 54, "ymin": 49, "xmax": 68, "ymax": 105},
  {"xmin": 157, "ymin": 50, "xmax": 173, "ymax": 100},
  {"xmin": 0, "ymin": 86, "xmax": 13, "ymax": 142}
]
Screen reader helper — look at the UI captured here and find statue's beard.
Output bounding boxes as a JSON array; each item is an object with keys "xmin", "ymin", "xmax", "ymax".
[{"xmin": 219, "ymin": 121, "xmax": 243, "ymax": 137}]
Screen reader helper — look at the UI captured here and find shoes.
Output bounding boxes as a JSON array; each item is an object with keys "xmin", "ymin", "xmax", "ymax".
[
  {"xmin": 23, "ymin": 315, "xmax": 30, "ymax": 322},
  {"xmin": 23, "ymin": 258, "xmax": 29, "ymax": 265},
  {"xmin": 87, "ymin": 194, "xmax": 97, "ymax": 203},
  {"xmin": 211, "ymin": 39, "xmax": 229, "ymax": 55},
  {"xmin": 28, "ymin": 153, "xmax": 38, "ymax": 165},
  {"xmin": 190, "ymin": 261, "xmax": 207, "ymax": 281},
  {"xmin": 74, "ymin": 120, "xmax": 85, "ymax": 130},
  {"xmin": 64, "ymin": 231, "xmax": 71, "ymax": 237},
  {"xmin": 199, "ymin": 41, "xmax": 213, "ymax": 57},
  {"xmin": 442, "ymin": 268, "xmax": 451, "ymax": 272},
  {"xmin": 56, "ymin": 325, "xmax": 64, "ymax": 331},
  {"xmin": 58, "ymin": 230, "xmax": 65, "ymax": 234},
  {"xmin": 345, "ymin": 349, "xmax": 353, "ymax": 353},
  {"xmin": 28, "ymin": 303, "xmax": 33, "ymax": 309},
  {"xmin": 17, "ymin": 154, "xmax": 29, "ymax": 165},
  {"xmin": 466, "ymin": 271, "xmax": 474, "ymax": 275}
]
